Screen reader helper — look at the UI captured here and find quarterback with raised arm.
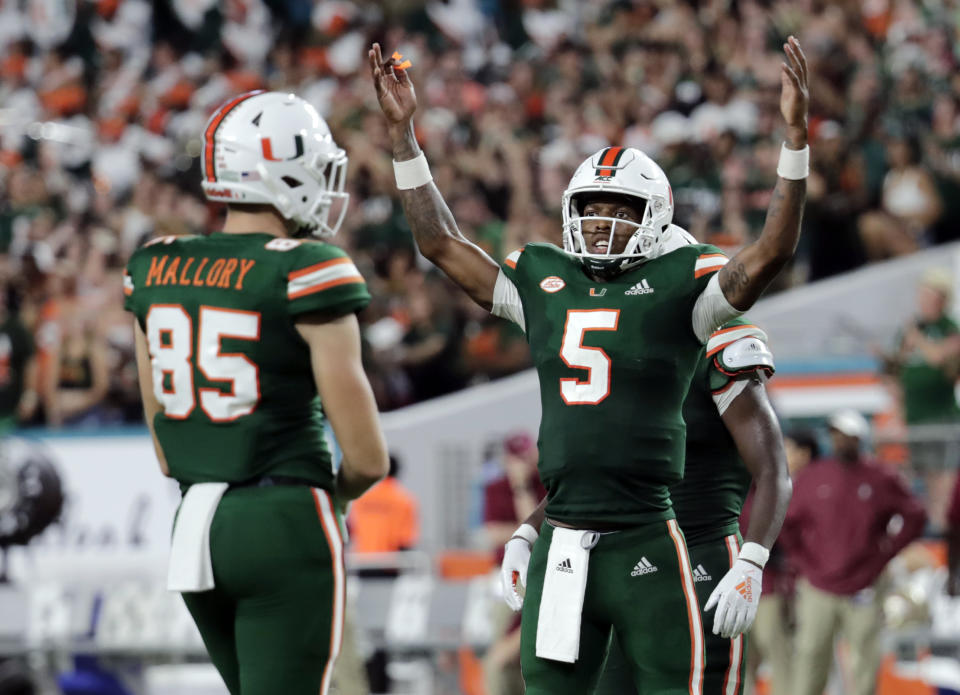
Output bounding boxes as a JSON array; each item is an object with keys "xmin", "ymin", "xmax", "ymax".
[
  {"xmin": 370, "ymin": 36, "xmax": 808, "ymax": 694},
  {"xmin": 124, "ymin": 91, "xmax": 388, "ymax": 695}
]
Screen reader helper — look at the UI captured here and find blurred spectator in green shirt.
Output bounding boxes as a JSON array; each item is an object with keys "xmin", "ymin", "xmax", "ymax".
[
  {"xmin": 882, "ymin": 269, "xmax": 960, "ymax": 481},
  {"xmin": 891, "ymin": 269, "xmax": 960, "ymax": 426}
]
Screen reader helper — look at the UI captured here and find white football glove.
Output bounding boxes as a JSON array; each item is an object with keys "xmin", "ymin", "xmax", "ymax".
[
  {"xmin": 500, "ymin": 523, "xmax": 538, "ymax": 612},
  {"xmin": 704, "ymin": 558, "xmax": 763, "ymax": 638}
]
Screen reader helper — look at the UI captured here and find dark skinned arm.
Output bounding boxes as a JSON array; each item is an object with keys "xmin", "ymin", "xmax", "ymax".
[
  {"xmin": 519, "ymin": 496, "xmax": 548, "ymax": 534},
  {"xmin": 369, "ymin": 43, "xmax": 499, "ymax": 310},
  {"xmin": 721, "ymin": 375, "xmax": 792, "ymax": 551},
  {"xmin": 717, "ymin": 37, "xmax": 809, "ymax": 311}
]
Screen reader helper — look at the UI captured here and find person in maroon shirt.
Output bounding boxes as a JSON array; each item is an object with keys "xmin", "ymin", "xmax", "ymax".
[
  {"xmin": 742, "ymin": 429, "xmax": 819, "ymax": 695},
  {"xmin": 948, "ymin": 471, "xmax": 960, "ymax": 596},
  {"xmin": 482, "ymin": 431, "xmax": 546, "ymax": 695},
  {"xmin": 781, "ymin": 409, "xmax": 927, "ymax": 695}
]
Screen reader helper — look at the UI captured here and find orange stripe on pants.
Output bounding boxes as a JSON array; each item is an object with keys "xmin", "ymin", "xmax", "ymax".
[
  {"xmin": 667, "ymin": 519, "xmax": 704, "ymax": 695},
  {"xmin": 313, "ymin": 489, "xmax": 346, "ymax": 695},
  {"xmin": 722, "ymin": 535, "xmax": 744, "ymax": 695}
]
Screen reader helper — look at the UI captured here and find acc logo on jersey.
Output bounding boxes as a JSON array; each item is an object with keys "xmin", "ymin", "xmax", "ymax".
[{"xmin": 539, "ymin": 276, "xmax": 566, "ymax": 293}]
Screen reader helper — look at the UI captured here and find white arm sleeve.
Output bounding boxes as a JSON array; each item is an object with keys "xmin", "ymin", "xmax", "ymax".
[
  {"xmin": 492, "ymin": 270, "xmax": 525, "ymax": 331},
  {"xmin": 692, "ymin": 274, "xmax": 743, "ymax": 344}
]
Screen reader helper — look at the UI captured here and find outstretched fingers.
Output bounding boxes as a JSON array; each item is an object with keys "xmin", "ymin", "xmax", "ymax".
[
  {"xmin": 781, "ymin": 61, "xmax": 801, "ymax": 90},
  {"xmin": 369, "ymin": 43, "xmax": 397, "ymax": 88},
  {"xmin": 789, "ymin": 36, "xmax": 808, "ymax": 85},
  {"xmin": 783, "ymin": 37, "xmax": 806, "ymax": 88}
]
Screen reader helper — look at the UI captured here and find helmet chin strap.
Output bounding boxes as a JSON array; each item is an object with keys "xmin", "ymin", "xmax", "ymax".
[{"xmin": 583, "ymin": 257, "xmax": 625, "ymax": 280}]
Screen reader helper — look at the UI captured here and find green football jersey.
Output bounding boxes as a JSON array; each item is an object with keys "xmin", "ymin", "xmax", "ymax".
[
  {"xmin": 123, "ymin": 232, "xmax": 370, "ymax": 490},
  {"xmin": 898, "ymin": 315, "xmax": 960, "ymax": 424},
  {"xmin": 499, "ymin": 242, "xmax": 728, "ymax": 527},
  {"xmin": 671, "ymin": 318, "xmax": 773, "ymax": 545}
]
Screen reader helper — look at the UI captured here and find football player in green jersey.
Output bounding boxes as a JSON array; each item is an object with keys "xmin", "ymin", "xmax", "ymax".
[
  {"xmin": 504, "ymin": 229, "xmax": 792, "ymax": 695},
  {"xmin": 370, "ymin": 36, "xmax": 808, "ymax": 694},
  {"xmin": 125, "ymin": 91, "xmax": 389, "ymax": 695}
]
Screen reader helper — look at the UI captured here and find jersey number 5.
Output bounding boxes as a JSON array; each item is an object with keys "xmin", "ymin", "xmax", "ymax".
[
  {"xmin": 559, "ymin": 309, "xmax": 620, "ymax": 405},
  {"xmin": 145, "ymin": 305, "xmax": 261, "ymax": 422}
]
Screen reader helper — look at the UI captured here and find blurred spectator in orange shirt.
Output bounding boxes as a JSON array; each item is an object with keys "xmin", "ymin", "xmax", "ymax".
[
  {"xmin": 348, "ymin": 454, "xmax": 419, "ymax": 556},
  {"xmin": 346, "ymin": 454, "xmax": 418, "ymax": 694}
]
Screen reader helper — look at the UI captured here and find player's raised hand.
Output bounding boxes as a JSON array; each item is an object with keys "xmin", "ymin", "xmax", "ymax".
[
  {"xmin": 780, "ymin": 36, "xmax": 809, "ymax": 139},
  {"xmin": 369, "ymin": 43, "xmax": 417, "ymax": 128}
]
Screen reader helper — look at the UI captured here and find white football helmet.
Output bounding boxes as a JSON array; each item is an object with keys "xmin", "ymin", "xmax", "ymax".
[
  {"xmin": 562, "ymin": 146, "xmax": 674, "ymax": 276},
  {"xmin": 200, "ymin": 91, "xmax": 348, "ymax": 238}
]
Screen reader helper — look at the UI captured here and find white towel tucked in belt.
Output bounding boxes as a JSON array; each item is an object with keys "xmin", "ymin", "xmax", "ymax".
[
  {"xmin": 536, "ymin": 527, "xmax": 598, "ymax": 663},
  {"xmin": 167, "ymin": 482, "xmax": 230, "ymax": 593}
]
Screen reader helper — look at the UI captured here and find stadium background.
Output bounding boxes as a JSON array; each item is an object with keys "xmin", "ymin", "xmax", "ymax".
[{"xmin": 1, "ymin": 0, "xmax": 960, "ymax": 693}]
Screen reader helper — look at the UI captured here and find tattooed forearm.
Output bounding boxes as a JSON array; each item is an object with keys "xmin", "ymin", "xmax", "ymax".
[
  {"xmin": 719, "ymin": 175, "xmax": 806, "ymax": 310},
  {"xmin": 762, "ymin": 177, "xmax": 806, "ymax": 260},
  {"xmin": 388, "ymin": 123, "xmax": 462, "ymax": 254},
  {"xmin": 398, "ymin": 183, "xmax": 463, "ymax": 253},
  {"xmin": 390, "ymin": 122, "xmax": 421, "ymax": 161},
  {"xmin": 386, "ymin": 122, "xmax": 500, "ymax": 309},
  {"xmin": 718, "ymin": 259, "xmax": 750, "ymax": 298}
]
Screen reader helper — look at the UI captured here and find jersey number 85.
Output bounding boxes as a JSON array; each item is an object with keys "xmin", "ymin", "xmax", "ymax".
[{"xmin": 145, "ymin": 305, "xmax": 261, "ymax": 422}]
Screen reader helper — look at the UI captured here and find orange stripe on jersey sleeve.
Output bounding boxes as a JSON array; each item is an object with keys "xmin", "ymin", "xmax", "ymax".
[
  {"xmin": 504, "ymin": 247, "xmax": 525, "ymax": 269},
  {"xmin": 288, "ymin": 275, "xmax": 364, "ymax": 300},
  {"xmin": 694, "ymin": 252, "xmax": 729, "ymax": 278},
  {"xmin": 708, "ymin": 324, "xmax": 760, "ymax": 341},
  {"xmin": 288, "ymin": 256, "xmax": 354, "ymax": 281},
  {"xmin": 694, "ymin": 265, "xmax": 725, "ymax": 279},
  {"xmin": 705, "ymin": 324, "xmax": 761, "ymax": 357}
]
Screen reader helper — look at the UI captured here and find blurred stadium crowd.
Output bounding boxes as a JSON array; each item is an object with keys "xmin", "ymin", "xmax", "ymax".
[{"xmin": 0, "ymin": 0, "xmax": 959, "ymax": 427}]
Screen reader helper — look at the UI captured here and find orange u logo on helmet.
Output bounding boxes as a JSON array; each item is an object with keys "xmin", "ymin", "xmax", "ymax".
[{"xmin": 260, "ymin": 135, "xmax": 305, "ymax": 162}]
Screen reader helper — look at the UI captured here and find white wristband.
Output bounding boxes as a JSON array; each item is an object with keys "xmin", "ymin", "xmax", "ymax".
[
  {"xmin": 739, "ymin": 541, "xmax": 770, "ymax": 569},
  {"xmin": 393, "ymin": 152, "xmax": 433, "ymax": 190},
  {"xmin": 776, "ymin": 143, "xmax": 809, "ymax": 180},
  {"xmin": 510, "ymin": 523, "xmax": 539, "ymax": 547}
]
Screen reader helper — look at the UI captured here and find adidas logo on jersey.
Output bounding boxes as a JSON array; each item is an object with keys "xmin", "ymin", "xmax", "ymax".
[
  {"xmin": 631, "ymin": 557, "xmax": 658, "ymax": 576},
  {"xmin": 556, "ymin": 558, "xmax": 574, "ymax": 574},
  {"xmin": 625, "ymin": 279, "xmax": 654, "ymax": 295},
  {"xmin": 693, "ymin": 564, "xmax": 712, "ymax": 582}
]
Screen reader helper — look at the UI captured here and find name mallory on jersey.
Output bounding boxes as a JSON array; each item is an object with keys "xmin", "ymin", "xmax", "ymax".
[{"xmin": 144, "ymin": 255, "xmax": 256, "ymax": 291}]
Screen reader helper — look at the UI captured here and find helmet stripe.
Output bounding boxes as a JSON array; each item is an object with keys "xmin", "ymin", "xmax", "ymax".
[
  {"xmin": 595, "ymin": 145, "xmax": 625, "ymax": 177},
  {"xmin": 203, "ymin": 90, "xmax": 264, "ymax": 183}
]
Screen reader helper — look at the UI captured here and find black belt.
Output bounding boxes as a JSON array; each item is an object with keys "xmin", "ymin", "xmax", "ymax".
[{"xmin": 228, "ymin": 475, "xmax": 320, "ymax": 489}]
